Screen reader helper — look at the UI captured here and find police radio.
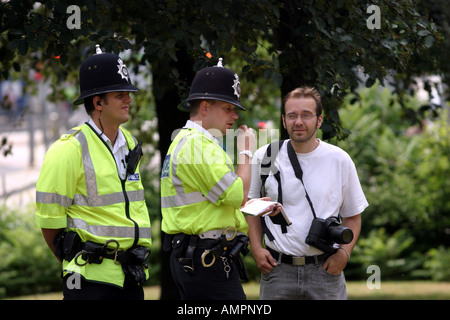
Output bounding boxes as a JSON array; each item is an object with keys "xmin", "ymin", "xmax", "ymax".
[{"xmin": 126, "ymin": 141, "xmax": 143, "ymax": 175}]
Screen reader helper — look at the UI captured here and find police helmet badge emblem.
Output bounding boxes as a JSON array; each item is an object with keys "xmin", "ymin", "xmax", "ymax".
[
  {"xmin": 232, "ymin": 73, "xmax": 241, "ymax": 100},
  {"xmin": 117, "ymin": 58, "xmax": 130, "ymax": 82}
]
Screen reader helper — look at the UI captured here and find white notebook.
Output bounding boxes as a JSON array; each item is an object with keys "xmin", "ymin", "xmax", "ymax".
[{"xmin": 241, "ymin": 199, "xmax": 292, "ymax": 225}]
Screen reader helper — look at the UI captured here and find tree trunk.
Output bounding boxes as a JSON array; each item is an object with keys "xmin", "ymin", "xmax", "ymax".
[
  {"xmin": 273, "ymin": 0, "xmax": 310, "ymax": 140},
  {"xmin": 153, "ymin": 47, "xmax": 195, "ymax": 300}
]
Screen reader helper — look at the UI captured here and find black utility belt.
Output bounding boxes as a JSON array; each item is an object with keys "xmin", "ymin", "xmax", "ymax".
[
  {"xmin": 54, "ymin": 231, "xmax": 150, "ymax": 287},
  {"xmin": 267, "ymin": 247, "xmax": 332, "ymax": 266},
  {"xmin": 170, "ymin": 226, "xmax": 250, "ymax": 281},
  {"xmin": 75, "ymin": 239, "xmax": 121, "ymax": 266},
  {"xmin": 54, "ymin": 231, "xmax": 149, "ymax": 266},
  {"xmin": 75, "ymin": 240, "xmax": 150, "ymax": 268}
]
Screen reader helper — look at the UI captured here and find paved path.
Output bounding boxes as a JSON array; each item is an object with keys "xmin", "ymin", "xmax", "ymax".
[{"xmin": 0, "ymin": 128, "xmax": 46, "ymax": 208}]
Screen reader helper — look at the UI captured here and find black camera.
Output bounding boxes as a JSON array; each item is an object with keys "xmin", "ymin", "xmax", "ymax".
[{"xmin": 305, "ymin": 216, "xmax": 353, "ymax": 253}]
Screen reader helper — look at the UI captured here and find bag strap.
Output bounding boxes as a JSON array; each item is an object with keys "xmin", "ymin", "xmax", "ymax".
[
  {"xmin": 260, "ymin": 139, "xmax": 285, "ymax": 196},
  {"xmin": 259, "ymin": 140, "xmax": 288, "ymax": 237},
  {"xmin": 286, "ymin": 140, "xmax": 317, "ymax": 219}
]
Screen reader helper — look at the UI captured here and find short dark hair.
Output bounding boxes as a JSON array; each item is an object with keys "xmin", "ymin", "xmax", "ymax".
[
  {"xmin": 83, "ymin": 93, "xmax": 107, "ymax": 115},
  {"xmin": 188, "ymin": 99, "xmax": 217, "ymax": 117},
  {"xmin": 282, "ymin": 86, "xmax": 322, "ymax": 115}
]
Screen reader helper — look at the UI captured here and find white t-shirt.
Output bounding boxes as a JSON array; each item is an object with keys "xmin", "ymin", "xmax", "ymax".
[{"xmin": 248, "ymin": 139, "xmax": 369, "ymax": 256}]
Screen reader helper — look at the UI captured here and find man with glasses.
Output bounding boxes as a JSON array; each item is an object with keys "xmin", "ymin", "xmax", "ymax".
[{"xmin": 246, "ymin": 86, "xmax": 368, "ymax": 299}]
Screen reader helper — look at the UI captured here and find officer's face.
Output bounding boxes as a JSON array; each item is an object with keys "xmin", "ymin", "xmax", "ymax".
[
  {"xmin": 100, "ymin": 91, "xmax": 132, "ymax": 125},
  {"xmin": 282, "ymin": 97, "xmax": 322, "ymax": 144},
  {"xmin": 205, "ymin": 100, "xmax": 239, "ymax": 136}
]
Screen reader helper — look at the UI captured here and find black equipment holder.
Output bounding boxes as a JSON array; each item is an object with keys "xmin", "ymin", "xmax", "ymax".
[
  {"xmin": 55, "ymin": 231, "xmax": 150, "ymax": 286},
  {"xmin": 178, "ymin": 235, "xmax": 197, "ymax": 274},
  {"xmin": 169, "ymin": 233, "xmax": 250, "ymax": 282},
  {"xmin": 126, "ymin": 141, "xmax": 143, "ymax": 175}
]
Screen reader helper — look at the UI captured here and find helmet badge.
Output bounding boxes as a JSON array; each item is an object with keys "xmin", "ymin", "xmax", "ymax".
[
  {"xmin": 117, "ymin": 58, "xmax": 130, "ymax": 82},
  {"xmin": 232, "ymin": 73, "xmax": 241, "ymax": 100},
  {"xmin": 215, "ymin": 57, "xmax": 240, "ymax": 100}
]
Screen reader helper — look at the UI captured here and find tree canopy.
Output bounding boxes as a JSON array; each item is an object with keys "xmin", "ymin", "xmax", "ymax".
[{"xmin": 1, "ymin": 0, "xmax": 444, "ymax": 140}]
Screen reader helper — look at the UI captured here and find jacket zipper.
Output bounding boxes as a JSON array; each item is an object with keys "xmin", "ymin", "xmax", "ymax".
[{"xmin": 87, "ymin": 123, "xmax": 140, "ymax": 247}]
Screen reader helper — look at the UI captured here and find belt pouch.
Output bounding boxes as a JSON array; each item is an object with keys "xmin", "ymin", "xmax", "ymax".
[
  {"xmin": 81, "ymin": 241, "xmax": 105, "ymax": 264},
  {"xmin": 62, "ymin": 231, "xmax": 82, "ymax": 261},
  {"xmin": 228, "ymin": 236, "xmax": 250, "ymax": 282},
  {"xmin": 121, "ymin": 246, "xmax": 151, "ymax": 287},
  {"xmin": 171, "ymin": 233, "xmax": 188, "ymax": 261},
  {"xmin": 179, "ymin": 236, "xmax": 197, "ymax": 274},
  {"xmin": 53, "ymin": 231, "xmax": 65, "ymax": 261},
  {"xmin": 162, "ymin": 232, "xmax": 174, "ymax": 253}
]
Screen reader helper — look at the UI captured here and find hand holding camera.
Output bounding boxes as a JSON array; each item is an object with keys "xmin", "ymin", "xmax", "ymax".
[{"xmin": 305, "ymin": 216, "xmax": 353, "ymax": 253}]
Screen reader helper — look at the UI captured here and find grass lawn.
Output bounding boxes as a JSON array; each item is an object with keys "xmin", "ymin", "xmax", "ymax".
[
  {"xmin": 242, "ymin": 281, "xmax": 450, "ymax": 300},
  {"xmin": 8, "ymin": 281, "xmax": 450, "ymax": 300}
]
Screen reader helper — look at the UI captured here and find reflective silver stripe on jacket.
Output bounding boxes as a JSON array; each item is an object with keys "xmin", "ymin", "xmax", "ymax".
[
  {"xmin": 36, "ymin": 191, "xmax": 73, "ymax": 208},
  {"xmin": 67, "ymin": 217, "xmax": 151, "ymax": 239},
  {"xmin": 73, "ymin": 130, "xmax": 145, "ymax": 206},
  {"xmin": 161, "ymin": 132, "xmax": 238, "ymax": 208},
  {"xmin": 36, "ymin": 129, "xmax": 145, "ymax": 208},
  {"xmin": 72, "ymin": 189, "xmax": 144, "ymax": 207}
]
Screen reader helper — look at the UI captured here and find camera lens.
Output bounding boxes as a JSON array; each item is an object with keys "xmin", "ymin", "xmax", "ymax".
[
  {"xmin": 328, "ymin": 226, "xmax": 353, "ymax": 244},
  {"xmin": 341, "ymin": 228, "xmax": 353, "ymax": 244}
]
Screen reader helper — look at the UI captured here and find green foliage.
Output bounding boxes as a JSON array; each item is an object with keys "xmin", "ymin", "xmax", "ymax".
[
  {"xmin": 0, "ymin": 205, "xmax": 61, "ymax": 298},
  {"xmin": 1, "ymin": 0, "xmax": 443, "ymax": 141},
  {"xmin": 422, "ymin": 246, "xmax": 450, "ymax": 281},
  {"xmin": 337, "ymin": 84, "xmax": 450, "ymax": 280},
  {"xmin": 272, "ymin": 0, "xmax": 442, "ymax": 139},
  {"xmin": 350, "ymin": 228, "xmax": 421, "ymax": 280}
]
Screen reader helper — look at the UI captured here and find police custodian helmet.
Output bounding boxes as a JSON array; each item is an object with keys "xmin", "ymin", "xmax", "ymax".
[
  {"xmin": 74, "ymin": 44, "xmax": 138, "ymax": 105},
  {"xmin": 180, "ymin": 58, "xmax": 244, "ymax": 111}
]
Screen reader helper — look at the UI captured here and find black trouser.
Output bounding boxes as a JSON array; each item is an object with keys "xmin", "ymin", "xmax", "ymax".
[
  {"xmin": 170, "ymin": 243, "xmax": 246, "ymax": 300},
  {"xmin": 62, "ymin": 275, "xmax": 144, "ymax": 300}
]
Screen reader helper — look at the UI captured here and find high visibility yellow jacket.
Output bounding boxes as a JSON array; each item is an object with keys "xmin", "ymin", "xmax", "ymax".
[
  {"xmin": 35, "ymin": 123, "xmax": 152, "ymax": 287},
  {"xmin": 160, "ymin": 123, "xmax": 248, "ymax": 235}
]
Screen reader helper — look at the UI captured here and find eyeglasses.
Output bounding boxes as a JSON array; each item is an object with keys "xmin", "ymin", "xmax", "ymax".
[{"xmin": 285, "ymin": 113, "xmax": 317, "ymax": 121}]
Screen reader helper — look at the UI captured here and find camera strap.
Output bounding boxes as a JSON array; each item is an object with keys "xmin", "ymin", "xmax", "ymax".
[
  {"xmin": 259, "ymin": 140, "xmax": 288, "ymax": 240},
  {"xmin": 286, "ymin": 140, "xmax": 317, "ymax": 219}
]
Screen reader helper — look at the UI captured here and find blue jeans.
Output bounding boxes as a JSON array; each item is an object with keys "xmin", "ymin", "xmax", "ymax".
[{"xmin": 260, "ymin": 261, "xmax": 347, "ymax": 300}]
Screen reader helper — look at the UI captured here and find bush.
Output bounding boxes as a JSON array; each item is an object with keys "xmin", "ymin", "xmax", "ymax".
[
  {"xmin": 348, "ymin": 228, "xmax": 421, "ymax": 280},
  {"xmin": 421, "ymin": 246, "xmax": 450, "ymax": 281},
  {"xmin": 0, "ymin": 205, "xmax": 61, "ymax": 298},
  {"xmin": 337, "ymin": 84, "xmax": 450, "ymax": 280}
]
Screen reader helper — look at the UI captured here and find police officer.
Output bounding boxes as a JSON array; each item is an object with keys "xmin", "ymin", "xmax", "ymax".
[
  {"xmin": 35, "ymin": 45, "xmax": 152, "ymax": 300},
  {"xmin": 161, "ymin": 59, "xmax": 260, "ymax": 300}
]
